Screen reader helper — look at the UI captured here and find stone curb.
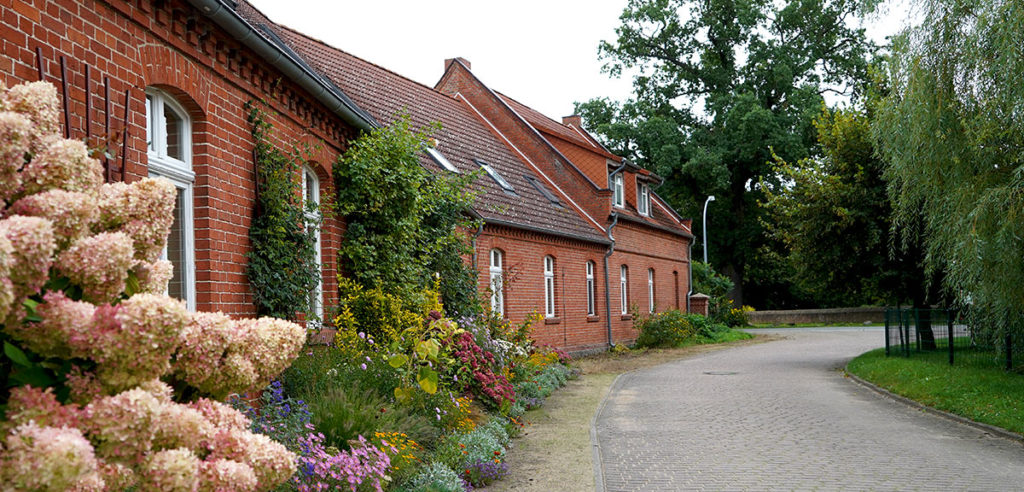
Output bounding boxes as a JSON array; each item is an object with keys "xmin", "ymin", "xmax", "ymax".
[
  {"xmin": 844, "ymin": 370, "xmax": 1024, "ymax": 445},
  {"xmin": 590, "ymin": 372, "xmax": 624, "ymax": 492}
]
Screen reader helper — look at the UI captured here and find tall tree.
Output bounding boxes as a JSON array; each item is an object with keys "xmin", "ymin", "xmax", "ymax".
[
  {"xmin": 579, "ymin": 0, "xmax": 874, "ymax": 306},
  {"xmin": 763, "ymin": 104, "xmax": 931, "ymax": 308},
  {"xmin": 873, "ymin": 0, "xmax": 1024, "ymax": 346}
]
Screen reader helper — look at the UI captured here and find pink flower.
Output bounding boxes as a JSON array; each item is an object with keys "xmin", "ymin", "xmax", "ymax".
[
  {"xmin": 56, "ymin": 232, "xmax": 134, "ymax": 304},
  {"xmin": 95, "ymin": 178, "xmax": 176, "ymax": 263},
  {"xmin": 12, "ymin": 290, "xmax": 94, "ymax": 359},
  {"xmin": 0, "ymin": 215, "xmax": 54, "ymax": 300},
  {"xmin": 133, "ymin": 259, "xmax": 174, "ymax": 294},
  {"xmin": 2, "ymin": 385, "xmax": 81, "ymax": 432},
  {"xmin": 0, "ymin": 110, "xmax": 30, "ymax": 202},
  {"xmin": 20, "ymin": 138, "xmax": 102, "ymax": 196},
  {"xmin": 72, "ymin": 294, "xmax": 189, "ymax": 391},
  {"xmin": 198, "ymin": 459, "xmax": 257, "ymax": 492},
  {"xmin": 138, "ymin": 448, "xmax": 200, "ymax": 492},
  {"xmin": 10, "ymin": 189, "xmax": 98, "ymax": 250},
  {"xmin": 2, "ymin": 81, "xmax": 61, "ymax": 151},
  {"xmin": 0, "ymin": 421, "xmax": 100, "ymax": 491}
]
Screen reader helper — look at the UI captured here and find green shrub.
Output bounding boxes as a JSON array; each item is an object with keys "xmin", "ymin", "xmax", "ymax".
[
  {"xmin": 397, "ymin": 462, "xmax": 465, "ymax": 492},
  {"xmin": 306, "ymin": 385, "xmax": 439, "ymax": 450},
  {"xmin": 281, "ymin": 346, "xmax": 402, "ymax": 403},
  {"xmin": 635, "ymin": 310, "xmax": 698, "ymax": 347}
]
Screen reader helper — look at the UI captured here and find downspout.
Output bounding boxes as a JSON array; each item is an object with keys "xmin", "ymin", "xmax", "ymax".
[
  {"xmin": 604, "ymin": 161, "xmax": 628, "ymax": 347},
  {"xmin": 603, "ymin": 214, "xmax": 619, "ymax": 348},
  {"xmin": 471, "ymin": 220, "xmax": 485, "ymax": 275},
  {"xmin": 686, "ymin": 242, "xmax": 693, "ymax": 313}
]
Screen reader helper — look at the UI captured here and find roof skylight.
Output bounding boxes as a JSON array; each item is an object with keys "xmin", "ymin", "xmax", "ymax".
[
  {"xmin": 475, "ymin": 159, "xmax": 515, "ymax": 193},
  {"xmin": 426, "ymin": 147, "xmax": 459, "ymax": 173},
  {"xmin": 525, "ymin": 175, "xmax": 563, "ymax": 208}
]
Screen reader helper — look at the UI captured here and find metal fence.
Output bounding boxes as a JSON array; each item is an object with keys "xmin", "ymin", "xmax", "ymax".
[{"xmin": 884, "ymin": 307, "xmax": 1015, "ymax": 370}]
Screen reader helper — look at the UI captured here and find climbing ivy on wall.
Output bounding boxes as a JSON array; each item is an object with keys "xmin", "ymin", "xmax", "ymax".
[
  {"xmin": 246, "ymin": 101, "xmax": 321, "ymax": 320},
  {"xmin": 334, "ymin": 114, "xmax": 481, "ymax": 316}
]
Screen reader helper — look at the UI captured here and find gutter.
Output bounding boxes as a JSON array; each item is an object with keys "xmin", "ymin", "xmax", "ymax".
[{"xmin": 187, "ymin": 0, "xmax": 377, "ymax": 132}]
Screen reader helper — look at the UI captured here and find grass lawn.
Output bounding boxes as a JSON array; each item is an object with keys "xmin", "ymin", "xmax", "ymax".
[
  {"xmin": 750, "ymin": 322, "xmax": 885, "ymax": 328},
  {"xmin": 847, "ymin": 347, "xmax": 1024, "ymax": 435}
]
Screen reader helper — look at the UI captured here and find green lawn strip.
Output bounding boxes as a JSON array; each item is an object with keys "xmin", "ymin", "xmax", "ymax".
[
  {"xmin": 750, "ymin": 322, "xmax": 885, "ymax": 328},
  {"xmin": 847, "ymin": 348, "xmax": 1024, "ymax": 435}
]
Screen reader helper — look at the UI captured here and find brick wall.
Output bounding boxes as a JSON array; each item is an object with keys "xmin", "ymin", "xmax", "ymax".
[{"xmin": 0, "ymin": 0, "xmax": 359, "ymax": 317}]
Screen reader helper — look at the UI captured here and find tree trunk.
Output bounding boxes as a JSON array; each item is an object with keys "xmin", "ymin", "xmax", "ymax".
[{"xmin": 916, "ymin": 305, "xmax": 937, "ymax": 350}]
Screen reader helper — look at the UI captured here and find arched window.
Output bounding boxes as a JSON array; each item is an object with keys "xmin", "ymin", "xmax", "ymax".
[
  {"xmin": 648, "ymin": 268, "xmax": 655, "ymax": 313},
  {"xmin": 489, "ymin": 249, "xmax": 504, "ymax": 316},
  {"xmin": 544, "ymin": 255, "xmax": 556, "ymax": 318},
  {"xmin": 302, "ymin": 166, "xmax": 322, "ymax": 322},
  {"xmin": 620, "ymin": 265, "xmax": 629, "ymax": 315},
  {"xmin": 585, "ymin": 261, "xmax": 596, "ymax": 316},
  {"xmin": 146, "ymin": 88, "xmax": 194, "ymax": 311}
]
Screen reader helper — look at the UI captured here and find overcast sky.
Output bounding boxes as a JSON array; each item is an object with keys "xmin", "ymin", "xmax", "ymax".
[{"xmin": 248, "ymin": 0, "xmax": 914, "ymax": 120}]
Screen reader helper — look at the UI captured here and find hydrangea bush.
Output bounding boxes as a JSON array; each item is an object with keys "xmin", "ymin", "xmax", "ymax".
[{"xmin": 0, "ymin": 80, "xmax": 306, "ymax": 490}]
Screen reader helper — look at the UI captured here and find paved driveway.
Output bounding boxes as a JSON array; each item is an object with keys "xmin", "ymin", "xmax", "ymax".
[{"xmin": 593, "ymin": 327, "xmax": 1024, "ymax": 491}]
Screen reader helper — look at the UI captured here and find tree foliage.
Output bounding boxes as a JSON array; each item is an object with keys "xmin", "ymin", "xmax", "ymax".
[
  {"xmin": 247, "ymin": 102, "xmax": 321, "ymax": 320},
  {"xmin": 579, "ymin": 0, "xmax": 875, "ymax": 306},
  {"xmin": 763, "ymin": 105, "xmax": 929, "ymax": 306},
  {"xmin": 334, "ymin": 115, "xmax": 481, "ymax": 316},
  {"xmin": 872, "ymin": 0, "xmax": 1024, "ymax": 343}
]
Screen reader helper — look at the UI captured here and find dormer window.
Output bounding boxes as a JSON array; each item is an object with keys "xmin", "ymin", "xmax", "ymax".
[
  {"xmin": 426, "ymin": 147, "xmax": 459, "ymax": 173},
  {"xmin": 638, "ymin": 182, "xmax": 651, "ymax": 216},
  {"xmin": 612, "ymin": 173, "xmax": 624, "ymax": 208},
  {"xmin": 475, "ymin": 158, "xmax": 515, "ymax": 193}
]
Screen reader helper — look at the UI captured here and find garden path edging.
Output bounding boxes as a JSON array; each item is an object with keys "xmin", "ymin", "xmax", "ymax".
[
  {"xmin": 844, "ymin": 370, "xmax": 1024, "ymax": 445},
  {"xmin": 589, "ymin": 372, "xmax": 624, "ymax": 492}
]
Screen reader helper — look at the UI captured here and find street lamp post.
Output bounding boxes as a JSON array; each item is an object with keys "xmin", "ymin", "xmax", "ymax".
[{"xmin": 702, "ymin": 195, "xmax": 715, "ymax": 264}]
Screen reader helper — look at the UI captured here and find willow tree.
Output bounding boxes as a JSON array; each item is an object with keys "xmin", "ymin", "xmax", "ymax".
[{"xmin": 873, "ymin": 0, "xmax": 1024, "ymax": 346}]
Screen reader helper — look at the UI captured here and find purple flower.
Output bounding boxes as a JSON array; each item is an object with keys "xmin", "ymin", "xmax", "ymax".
[{"xmin": 360, "ymin": 363, "xmax": 367, "ymax": 370}]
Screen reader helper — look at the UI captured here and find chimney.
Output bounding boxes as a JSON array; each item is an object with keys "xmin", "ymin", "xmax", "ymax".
[
  {"xmin": 444, "ymin": 57, "xmax": 471, "ymax": 71},
  {"xmin": 562, "ymin": 114, "xmax": 583, "ymax": 128}
]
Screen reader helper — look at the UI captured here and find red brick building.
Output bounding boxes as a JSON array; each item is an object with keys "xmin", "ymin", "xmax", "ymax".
[{"xmin": 1, "ymin": 0, "xmax": 694, "ymax": 352}]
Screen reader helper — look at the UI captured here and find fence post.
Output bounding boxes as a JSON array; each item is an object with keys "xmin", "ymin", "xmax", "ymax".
[
  {"xmin": 1007, "ymin": 333, "xmax": 1013, "ymax": 371},
  {"xmin": 885, "ymin": 308, "xmax": 891, "ymax": 356},
  {"xmin": 903, "ymin": 310, "xmax": 911, "ymax": 357},
  {"xmin": 947, "ymin": 309, "xmax": 954, "ymax": 365}
]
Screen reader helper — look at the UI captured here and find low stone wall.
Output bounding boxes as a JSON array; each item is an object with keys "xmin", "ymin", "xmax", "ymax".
[{"xmin": 748, "ymin": 307, "xmax": 886, "ymax": 325}]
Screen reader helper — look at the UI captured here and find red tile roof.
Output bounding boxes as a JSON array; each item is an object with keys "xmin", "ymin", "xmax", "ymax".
[{"xmin": 230, "ymin": 6, "xmax": 608, "ymax": 243}]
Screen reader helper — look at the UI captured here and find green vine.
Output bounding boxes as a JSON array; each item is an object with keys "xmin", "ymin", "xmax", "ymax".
[
  {"xmin": 246, "ymin": 101, "xmax": 321, "ymax": 320},
  {"xmin": 333, "ymin": 113, "xmax": 481, "ymax": 316}
]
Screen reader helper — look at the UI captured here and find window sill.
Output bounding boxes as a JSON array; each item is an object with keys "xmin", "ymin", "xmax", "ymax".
[
  {"xmin": 544, "ymin": 317, "xmax": 561, "ymax": 325},
  {"xmin": 586, "ymin": 315, "xmax": 600, "ymax": 323},
  {"xmin": 620, "ymin": 314, "xmax": 633, "ymax": 321}
]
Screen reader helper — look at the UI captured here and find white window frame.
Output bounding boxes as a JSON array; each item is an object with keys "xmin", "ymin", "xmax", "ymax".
[
  {"xmin": 648, "ymin": 268, "xmax": 655, "ymax": 313},
  {"xmin": 146, "ymin": 88, "xmax": 195, "ymax": 312},
  {"xmin": 586, "ymin": 261, "xmax": 595, "ymax": 316},
  {"xmin": 302, "ymin": 166, "xmax": 323, "ymax": 323},
  {"xmin": 638, "ymin": 181, "xmax": 651, "ymax": 216},
  {"xmin": 620, "ymin": 265, "xmax": 629, "ymax": 315},
  {"xmin": 489, "ymin": 249, "xmax": 504, "ymax": 316},
  {"xmin": 612, "ymin": 173, "xmax": 624, "ymax": 208},
  {"xmin": 426, "ymin": 147, "xmax": 459, "ymax": 173},
  {"xmin": 544, "ymin": 255, "xmax": 556, "ymax": 318}
]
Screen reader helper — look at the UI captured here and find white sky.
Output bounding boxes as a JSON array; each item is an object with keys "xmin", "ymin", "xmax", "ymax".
[{"xmin": 248, "ymin": 0, "xmax": 914, "ymax": 120}]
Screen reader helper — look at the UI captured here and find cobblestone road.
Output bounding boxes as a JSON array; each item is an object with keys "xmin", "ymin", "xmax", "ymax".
[{"xmin": 594, "ymin": 328, "xmax": 1024, "ymax": 491}]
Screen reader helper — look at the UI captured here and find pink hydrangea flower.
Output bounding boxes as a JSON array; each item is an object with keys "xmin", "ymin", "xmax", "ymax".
[
  {"xmin": 10, "ymin": 189, "xmax": 98, "ymax": 250},
  {"xmin": 1, "ymin": 80, "xmax": 61, "ymax": 151},
  {"xmin": 12, "ymin": 290, "xmax": 95, "ymax": 360},
  {"xmin": 138, "ymin": 448, "xmax": 200, "ymax": 492},
  {"xmin": 56, "ymin": 231, "xmax": 134, "ymax": 304},
  {"xmin": 134, "ymin": 259, "xmax": 174, "ymax": 294},
  {"xmin": 20, "ymin": 138, "xmax": 103, "ymax": 197},
  {"xmin": 72, "ymin": 294, "xmax": 188, "ymax": 391},
  {"xmin": 0, "ymin": 111, "xmax": 30, "ymax": 202},
  {"xmin": 95, "ymin": 178, "xmax": 176, "ymax": 263},
  {"xmin": 0, "ymin": 215, "xmax": 54, "ymax": 300},
  {"xmin": 152, "ymin": 402, "xmax": 216, "ymax": 454},
  {"xmin": 83, "ymin": 386, "xmax": 162, "ymax": 463},
  {"xmin": 198, "ymin": 459, "xmax": 258, "ymax": 492},
  {"xmin": 0, "ymin": 235, "xmax": 15, "ymax": 323},
  {"xmin": 1, "ymin": 385, "xmax": 81, "ymax": 433},
  {"xmin": 0, "ymin": 421, "xmax": 100, "ymax": 491},
  {"xmin": 189, "ymin": 398, "xmax": 251, "ymax": 431}
]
